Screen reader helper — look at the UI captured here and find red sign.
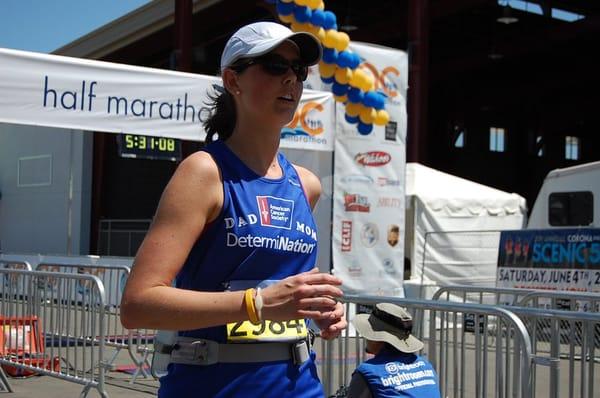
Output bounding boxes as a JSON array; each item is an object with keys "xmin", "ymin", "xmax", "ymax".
[
  {"xmin": 354, "ymin": 151, "xmax": 391, "ymax": 167},
  {"xmin": 341, "ymin": 221, "xmax": 352, "ymax": 252}
]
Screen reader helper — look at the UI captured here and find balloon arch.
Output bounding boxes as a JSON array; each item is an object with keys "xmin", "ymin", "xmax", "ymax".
[{"xmin": 267, "ymin": 0, "xmax": 390, "ymax": 135}]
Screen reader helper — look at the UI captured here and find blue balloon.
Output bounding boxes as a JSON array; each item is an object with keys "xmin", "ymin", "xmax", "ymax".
[
  {"xmin": 357, "ymin": 121, "xmax": 373, "ymax": 135},
  {"xmin": 349, "ymin": 53, "xmax": 361, "ymax": 69},
  {"xmin": 321, "ymin": 76, "xmax": 335, "ymax": 84},
  {"xmin": 310, "ymin": 9, "xmax": 326, "ymax": 27},
  {"xmin": 373, "ymin": 92, "xmax": 387, "ymax": 110},
  {"xmin": 332, "ymin": 82, "xmax": 349, "ymax": 96},
  {"xmin": 276, "ymin": 1, "xmax": 294, "ymax": 15},
  {"xmin": 336, "ymin": 51, "xmax": 352, "ymax": 68},
  {"xmin": 345, "ymin": 114, "xmax": 359, "ymax": 124},
  {"xmin": 322, "ymin": 48, "xmax": 338, "ymax": 64},
  {"xmin": 347, "ymin": 87, "xmax": 364, "ymax": 104},
  {"xmin": 323, "ymin": 11, "xmax": 337, "ymax": 30},
  {"xmin": 363, "ymin": 91, "xmax": 379, "ymax": 108},
  {"xmin": 293, "ymin": 5, "xmax": 312, "ymax": 23}
]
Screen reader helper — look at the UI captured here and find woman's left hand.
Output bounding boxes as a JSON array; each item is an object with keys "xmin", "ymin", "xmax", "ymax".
[{"xmin": 314, "ymin": 301, "xmax": 347, "ymax": 340}]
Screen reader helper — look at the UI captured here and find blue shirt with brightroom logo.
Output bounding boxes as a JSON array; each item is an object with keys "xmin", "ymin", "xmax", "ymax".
[
  {"xmin": 355, "ymin": 348, "xmax": 441, "ymax": 398},
  {"xmin": 158, "ymin": 140, "xmax": 322, "ymax": 398}
]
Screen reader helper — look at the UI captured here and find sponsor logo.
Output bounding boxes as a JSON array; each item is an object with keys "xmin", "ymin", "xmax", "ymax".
[
  {"xmin": 383, "ymin": 258, "xmax": 396, "ymax": 274},
  {"xmin": 355, "ymin": 151, "xmax": 391, "ymax": 167},
  {"xmin": 344, "ymin": 193, "xmax": 370, "ymax": 212},
  {"xmin": 358, "ymin": 61, "xmax": 401, "ymax": 99},
  {"xmin": 346, "ymin": 256, "xmax": 362, "ymax": 277},
  {"xmin": 360, "ymin": 223, "xmax": 379, "ymax": 248},
  {"xmin": 385, "ymin": 362, "xmax": 399, "ymax": 374},
  {"xmin": 385, "ymin": 121, "xmax": 397, "ymax": 141},
  {"xmin": 387, "ymin": 224, "xmax": 400, "ymax": 247},
  {"xmin": 341, "ymin": 221, "xmax": 352, "ymax": 252},
  {"xmin": 340, "ymin": 175, "xmax": 374, "ymax": 185},
  {"xmin": 282, "ymin": 101, "xmax": 326, "ymax": 144},
  {"xmin": 257, "ymin": 196, "xmax": 294, "ymax": 229},
  {"xmin": 377, "ymin": 177, "xmax": 401, "ymax": 187},
  {"xmin": 377, "ymin": 197, "xmax": 402, "ymax": 208}
]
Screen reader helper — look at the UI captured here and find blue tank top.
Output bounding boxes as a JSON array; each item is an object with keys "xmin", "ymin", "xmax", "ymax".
[
  {"xmin": 355, "ymin": 349, "xmax": 441, "ymax": 398},
  {"xmin": 159, "ymin": 140, "xmax": 323, "ymax": 398}
]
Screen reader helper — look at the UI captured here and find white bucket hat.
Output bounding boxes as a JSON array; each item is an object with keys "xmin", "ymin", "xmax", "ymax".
[
  {"xmin": 352, "ymin": 303, "xmax": 424, "ymax": 353},
  {"xmin": 220, "ymin": 21, "xmax": 322, "ymax": 72}
]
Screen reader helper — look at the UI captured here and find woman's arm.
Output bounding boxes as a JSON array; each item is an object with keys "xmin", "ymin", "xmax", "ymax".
[
  {"xmin": 121, "ymin": 154, "xmax": 343, "ymax": 331},
  {"xmin": 294, "ymin": 164, "xmax": 348, "ymax": 339}
]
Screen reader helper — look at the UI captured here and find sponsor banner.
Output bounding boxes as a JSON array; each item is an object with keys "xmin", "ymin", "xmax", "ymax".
[
  {"xmin": 331, "ymin": 42, "xmax": 407, "ymax": 295},
  {"xmin": 497, "ymin": 228, "xmax": 600, "ymax": 293},
  {"xmin": 280, "ymin": 90, "xmax": 335, "ymax": 152},
  {"xmin": 0, "ymin": 47, "xmax": 334, "ymax": 150}
]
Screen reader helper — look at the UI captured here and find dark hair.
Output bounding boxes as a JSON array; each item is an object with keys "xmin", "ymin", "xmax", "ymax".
[
  {"xmin": 203, "ymin": 89, "xmax": 236, "ymax": 143},
  {"xmin": 203, "ymin": 61, "xmax": 253, "ymax": 143}
]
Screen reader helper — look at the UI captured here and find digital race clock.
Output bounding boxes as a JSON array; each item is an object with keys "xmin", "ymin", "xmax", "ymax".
[{"xmin": 116, "ymin": 133, "xmax": 182, "ymax": 161}]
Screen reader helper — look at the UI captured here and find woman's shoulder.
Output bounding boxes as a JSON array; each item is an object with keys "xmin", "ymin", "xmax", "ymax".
[{"xmin": 177, "ymin": 150, "xmax": 221, "ymax": 182}]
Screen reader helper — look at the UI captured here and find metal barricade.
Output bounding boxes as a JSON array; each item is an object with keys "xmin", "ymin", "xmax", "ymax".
[
  {"xmin": 506, "ymin": 305, "xmax": 600, "ymax": 398},
  {"xmin": 319, "ymin": 295, "xmax": 534, "ymax": 398},
  {"xmin": 0, "ymin": 260, "xmax": 32, "ymax": 271},
  {"xmin": 0, "ymin": 268, "xmax": 108, "ymax": 397},
  {"xmin": 35, "ymin": 262, "xmax": 154, "ymax": 383},
  {"xmin": 433, "ymin": 285, "xmax": 600, "ymax": 397}
]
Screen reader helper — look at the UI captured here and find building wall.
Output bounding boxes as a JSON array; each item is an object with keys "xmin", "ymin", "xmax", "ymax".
[{"xmin": 0, "ymin": 123, "xmax": 92, "ymax": 254}]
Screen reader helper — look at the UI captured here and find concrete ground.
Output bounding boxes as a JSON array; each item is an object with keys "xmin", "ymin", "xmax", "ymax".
[{"xmin": 0, "ymin": 344, "xmax": 159, "ymax": 398}]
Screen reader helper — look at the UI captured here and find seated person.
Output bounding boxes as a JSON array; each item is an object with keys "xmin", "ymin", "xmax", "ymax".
[{"xmin": 348, "ymin": 303, "xmax": 441, "ymax": 398}]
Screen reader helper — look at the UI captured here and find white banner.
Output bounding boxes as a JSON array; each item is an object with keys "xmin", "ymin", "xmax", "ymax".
[
  {"xmin": 330, "ymin": 43, "xmax": 408, "ymax": 295},
  {"xmin": 0, "ymin": 47, "xmax": 334, "ymax": 150},
  {"xmin": 280, "ymin": 90, "xmax": 334, "ymax": 151}
]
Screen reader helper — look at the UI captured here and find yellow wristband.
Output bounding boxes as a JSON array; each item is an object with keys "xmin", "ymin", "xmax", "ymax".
[{"xmin": 244, "ymin": 288, "xmax": 260, "ymax": 325}]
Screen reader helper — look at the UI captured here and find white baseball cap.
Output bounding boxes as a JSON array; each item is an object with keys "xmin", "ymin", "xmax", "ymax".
[{"xmin": 220, "ymin": 22, "xmax": 322, "ymax": 72}]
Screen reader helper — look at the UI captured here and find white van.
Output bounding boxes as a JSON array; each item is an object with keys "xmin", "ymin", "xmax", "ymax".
[{"xmin": 528, "ymin": 161, "xmax": 600, "ymax": 229}]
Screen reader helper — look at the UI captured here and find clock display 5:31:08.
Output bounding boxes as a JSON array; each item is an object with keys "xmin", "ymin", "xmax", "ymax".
[{"xmin": 125, "ymin": 135, "xmax": 176, "ymax": 151}]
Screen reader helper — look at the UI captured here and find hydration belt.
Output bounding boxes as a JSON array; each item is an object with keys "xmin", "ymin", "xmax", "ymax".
[{"xmin": 155, "ymin": 335, "xmax": 312, "ymax": 366}]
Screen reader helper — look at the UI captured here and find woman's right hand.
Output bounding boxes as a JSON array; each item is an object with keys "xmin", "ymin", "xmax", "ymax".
[{"xmin": 260, "ymin": 268, "xmax": 343, "ymax": 321}]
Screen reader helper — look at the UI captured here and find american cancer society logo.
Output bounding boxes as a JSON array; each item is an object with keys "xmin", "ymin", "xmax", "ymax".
[{"xmin": 256, "ymin": 196, "xmax": 294, "ymax": 229}]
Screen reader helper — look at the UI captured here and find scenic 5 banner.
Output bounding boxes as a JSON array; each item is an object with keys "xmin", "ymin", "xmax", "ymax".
[
  {"xmin": 0, "ymin": 47, "xmax": 334, "ymax": 150},
  {"xmin": 497, "ymin": 228, "xmax": 600, "ymax": 293}
]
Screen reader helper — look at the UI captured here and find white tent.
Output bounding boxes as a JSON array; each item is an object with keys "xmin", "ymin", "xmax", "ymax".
[{"xmin": 404, "ymin": 163, "xmax": 527, "ymax": 297}]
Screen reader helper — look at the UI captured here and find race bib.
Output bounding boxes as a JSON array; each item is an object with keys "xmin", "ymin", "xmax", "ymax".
[{"xmin": 226, "ymin": 319, "xmax": 307, "ymax": 342}]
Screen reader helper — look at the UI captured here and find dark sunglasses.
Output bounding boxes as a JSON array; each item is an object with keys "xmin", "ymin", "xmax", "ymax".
[{"xmin": 232, "ymin": 55, "xmax": 309, "ymax": 82}]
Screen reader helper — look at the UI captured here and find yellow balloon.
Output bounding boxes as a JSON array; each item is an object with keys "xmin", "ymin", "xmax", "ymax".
[
  {"xmin": 295, "ymin": 0, "xmax": 310, "ymax": 5},
  {"xmin": 374, "ymin": 110, "xmax": 390, "ymax": 126},
  {"xmin": 360, "ymin": 74, "xmax": 375, "ymax": 92},
  {"xmin": 349, "ymin": 68, "xmax": 367, "ymax": 88},
  {"xmin": 315, "ymin": 27, "xmax": 326, "ymax": 42},
  {"xmin": 345, "ymin": 102, "xmax": 362, "ymax": 117},
  {"xmin": 279, "ymin": 13, "xmax": 294, "ymax": 24},
  {"xmin": 317, "ymin": 1, "xmax": 325, "ymax": 10},
  {"xmin": 335, "ymin": 32, "xmax": 350, "ymax": 52},
  {"xmin": 305, "ymin": 23, "xmax": 320, "ymax": 36},
  {"xmin": 322, "ymin": 29, "xmax": 338, "ymax": 49},
  {"xmin": 290, "ymin": 21, "xmax": 302, "ymax": 32},
  {"xmin": 299, "ymin": 23, "xmax": 314, "ymax": 32},
  {"xmin": 334, "ymin": 94, "xmax": 348, "ymax": 103},
  {"xmin": 307, "ymin": 0, "xmax": 321, "ymax": 9},
  {"xmin": 359, "ymin": 106, "xmax": 376, "ymax": 124},
  {"xmin": 334, "ymin": 67, "xmax": 352, "ymax": 84},
  {"xmin": 319, "ymin": 61, "xmax": 336, "ymax": 78}
]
